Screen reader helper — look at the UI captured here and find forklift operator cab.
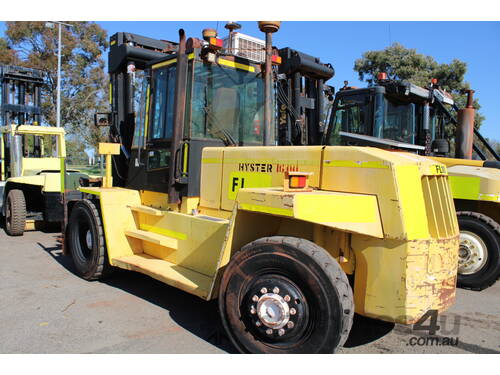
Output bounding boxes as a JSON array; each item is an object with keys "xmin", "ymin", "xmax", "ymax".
[
  {"xmin": 327, "ymin": 87, "xmax": 416, "ymax": 146},
  {"xmin": 325, "ymin": 84, "xmax": 451, "ymax": 154},
  {"xmin": 122, "ymin": 52, "xmax": 266, "ymax": 194},
  {"xmin": 0, "ymin": 125, "xmax": 65, "ymax": 180}
]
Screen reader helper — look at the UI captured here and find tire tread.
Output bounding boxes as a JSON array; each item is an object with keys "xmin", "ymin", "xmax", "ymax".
[
  {"xmin": 242, "ymin": 235, "xmax": 354, "ymax": 349},
  {"xmin": 5, "ymin": 189, "xmax": 26, "ymax": 236},
  {"xmin": 68, "ymin": 199, "xmax": 112, "ymax": 280}
]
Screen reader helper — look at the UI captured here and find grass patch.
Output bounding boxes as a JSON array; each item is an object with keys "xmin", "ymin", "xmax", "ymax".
[{"xmin": 69, "ymin": 165, "xmax": 103, "ymax": 176}]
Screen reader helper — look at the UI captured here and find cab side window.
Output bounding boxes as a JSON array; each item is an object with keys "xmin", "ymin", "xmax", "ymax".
[
  {"xmin": 334, "ymin": 95, "xmax": 370, "ymax": 135},
  {"xmin": 149, "ymin": 66, "xmax": 176, "ymax": 141},
  {"xmin": 132, "ymin": 72, "xmax": 148, "ymax": 149}
]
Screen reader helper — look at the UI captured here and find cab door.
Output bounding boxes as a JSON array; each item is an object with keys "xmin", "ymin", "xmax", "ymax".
[{"xmin": 128, "ymin": 64, "xmax": 176, "ymax": 193}]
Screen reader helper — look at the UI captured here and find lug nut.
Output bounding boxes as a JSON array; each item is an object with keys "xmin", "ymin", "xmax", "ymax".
[
  {"xmin": 266, "ymin": 329, "xmax": 273, "ymax": 335},
  {"xmin": 290, "ymin": 308, "xmax": 297, "ymax": 315},
  {"xmin": 260, "ymin": 287, "xmax": 268, "ymax": 294},
  {"xmin": 252, "ymin": 295, "xmax": 259, "ymax": 302},
  {"xmin": 284, "ymin": 295, "xmax": 291, "ymax": 302},
  {"xmin": 278, "ymin": 328, "xmax": 285, "ymax": 336},
  {"xmin": 287, "ymin": 321, "xmax": 294, "ymax": 329},
  {"xmin": 256, "ymin": 321, "xmax": 262, "ymax": 327},
  {"xmin": 250, "ymin": 306, "xmax": 256, "ymax": 314},
  {"xmin": 273, "ymin": 287, "xmax": 280, "ymax": 294}
]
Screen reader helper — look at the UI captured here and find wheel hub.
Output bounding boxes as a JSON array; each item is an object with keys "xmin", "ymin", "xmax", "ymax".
[
  {"xmin": 458, "ymin": 231, "xmax": 488, "ymax": 275},
  {"xmin": 256, "ymin": 293, "xmax": 290, "ymax": 329},
  {"xmin": 243, "ymin": 277, "xmax": 308, "ymax": 341}
]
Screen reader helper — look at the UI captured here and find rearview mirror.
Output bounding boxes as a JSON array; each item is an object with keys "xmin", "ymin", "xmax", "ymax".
[{"xmin": 94, "ymin": 112, "xmax": 112, "ymax": 127}]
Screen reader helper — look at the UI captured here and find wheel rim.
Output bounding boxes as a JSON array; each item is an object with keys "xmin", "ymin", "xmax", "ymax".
[
  {"xmin": 241, "ymin": 275, "xmax": 310, "ymax": 344},
  {"xmin": 458, "ymin": 230, "xmax": 488, "ymax": 275},
  {"xmin": 85, "ymin": 230, "xmax": 93, "ymax": 249},
  {"xmin": 76, "ymin": 219, "xmax": 93, "ymax": 261}
]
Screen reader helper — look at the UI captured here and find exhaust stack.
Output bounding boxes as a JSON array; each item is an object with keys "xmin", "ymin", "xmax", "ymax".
[
  {"xmin": 168, "ymin": 29, "xmax": 188, "ymax": 204},
  {"xmin": 455, "ymin": 90, "xmax": 475, "ymax": 159},
  {"xmin": 258, "ymin": 21, "xmax": 280, "ymax": 146}
]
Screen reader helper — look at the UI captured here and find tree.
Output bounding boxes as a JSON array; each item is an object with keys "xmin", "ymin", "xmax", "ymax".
[
  {"xmin": 354, "ymin": 43, "xmax": 484, "ymax": 129},
  {"xmin": 485, "ymin": 139, "xmax": 500, "ymax": 156},
  {"xmin": 66, "ymin": 138, "xmax": 89, "ymax": 166},
  {"xmin": 0, "ymin": 21, "xmax": 109, "ymax": 149},
  {"xmin": 0, "ymin": 37, "xmax": 19, "ymax": 65}
]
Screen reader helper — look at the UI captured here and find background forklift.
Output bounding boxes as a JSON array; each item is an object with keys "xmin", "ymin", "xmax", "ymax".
[
  {"xmin": 320, "ymin": 75, "xmax": 500, "ymax": 290},
  {"xmin": 62, "ymin": 22, "xmax": 459, "ymax": 353},
  {"xmin": 0, "ymin": 64, "xmax": 87, "ymax": 235}
]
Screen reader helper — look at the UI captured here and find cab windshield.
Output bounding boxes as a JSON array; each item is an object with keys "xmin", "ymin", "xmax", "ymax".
[
  {"xmin": 188, "ymin": 61, "xmax": 266, "ymax": 145},
  {"xmin": 132, "ymin": 59, "xmax": 267, "ymax": 149},
  {"xmin": 374, "ymin": 93, "xmax": 417, "ymax": 144},
  {"xmin": 327, "ymin": 92, "xmax": 418, "ymax": 146},
  {"xmin": 327, "ymin": 93, "xmax": 371, "ymax": 145}
]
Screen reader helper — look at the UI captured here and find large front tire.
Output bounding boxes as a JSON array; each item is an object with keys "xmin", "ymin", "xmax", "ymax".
[
  {"xmin": 67, "ymin": 199, "xmax": 112, "ymax": 280},
  {"xmin": 457, "ymin": 212, "xmax": 500, "ymax": 291},
  {"xmin": 219, "ymin": 236, "xmax": 354, "ymax": 354},
  {"xmin": 5, "ymin": 189, "xmax": 26, "ymax": 236}
]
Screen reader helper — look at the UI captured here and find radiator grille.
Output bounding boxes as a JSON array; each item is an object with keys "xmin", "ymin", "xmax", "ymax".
[{"xmin": 421, "ymin": 176, "xmax": 458, "ymax": 238}]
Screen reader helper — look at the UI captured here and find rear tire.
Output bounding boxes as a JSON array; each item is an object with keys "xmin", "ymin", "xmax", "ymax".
[
  {"xmin": 67, "ymin": 199, "xmax": 112, "ymax": 280},
  {"xmin": 219, "ymin": 236, "xmax": 354, "ymax": 354},
  {"xmin": 5, "ymin": 189, "xmax": 26, "ymax": 236},
  {"xmin": 457, "ymin": 212, "xmax": 500, "ymax": 291}
]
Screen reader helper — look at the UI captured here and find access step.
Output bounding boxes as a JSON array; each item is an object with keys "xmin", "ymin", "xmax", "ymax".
[
  {"xmin": 125, "ymin": 228, "xmax": 178, "ymax": 249},
  {"xmin": 112, "ymin": 254, "xmax": 211, "ymax": 299},
  {"xmin": 194, "ymin": 214, "xmax": 229, "ymax": 224},
  {"xmin": 128, "ymin": 204, "xmax": 164, "ymax": 216}
]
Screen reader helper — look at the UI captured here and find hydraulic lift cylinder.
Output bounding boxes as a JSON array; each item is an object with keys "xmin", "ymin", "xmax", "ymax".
[{"xmin": 9, "ymin": 134, "xmax": 23, "ymax": 177}]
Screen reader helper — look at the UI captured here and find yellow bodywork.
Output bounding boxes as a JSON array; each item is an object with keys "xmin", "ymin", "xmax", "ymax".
[
  {"xmin": 82, "ymin": 144, "xmax": 459, "ymax": 324},
  {"xmin": 428, "ymin": 156, "xmax": 485, "ymax": 168},
  {"xmin": 428, "ymin": 156, "xmax": 499, "ymax": 224},
  {"xmin": 236, "ymin": 187, "xmax": 383, "ymax": 238},
  {"xmin": 98, "ymin": 142, "xmax": 120, "ymax": 188},
  {"xmin": 0, "ymin": 124, "xmax": 66, "ymax": 157},
  {"xmin": 79, "ymin": 186, "xmax": 226, "ymax": 299},
  {"xmin": 429, "ymin": 156, "xmax": 500, "ymax": 203},
  {"xmin": 0, "ymin": 125, "xmax": 66, "ymax": 192},
  {"xmin": 7, "ymin": 172, "xmax": 62, "ymax": 192},
  {"xmin": 98, "ymin": 142, "xmax": 121, "ymax": 155},
  {"xmin": 448, "ymin": 165, "xmax": 500, "ymax": 203},
  {"xmin": 351, "ymin": 236, "xmax": 458, "ymax": 323}
]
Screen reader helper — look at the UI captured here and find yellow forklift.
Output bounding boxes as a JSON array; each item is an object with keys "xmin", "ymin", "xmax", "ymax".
[
  {"xmin": 62, "ymin": 22, "xmax": 459, "ymax": 353},
  {"xmin": 320, "ymin": 75, "xmax": 499, "ymax": 290},
  {"xmin": 0, "ymin": 65, "xmax": 87, "ymax": 235}
]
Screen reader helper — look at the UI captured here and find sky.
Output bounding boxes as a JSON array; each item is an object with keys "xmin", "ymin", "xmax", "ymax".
[{"xmin": 1, "ymin": 21, "xmax": 499, "ymax": 141}]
